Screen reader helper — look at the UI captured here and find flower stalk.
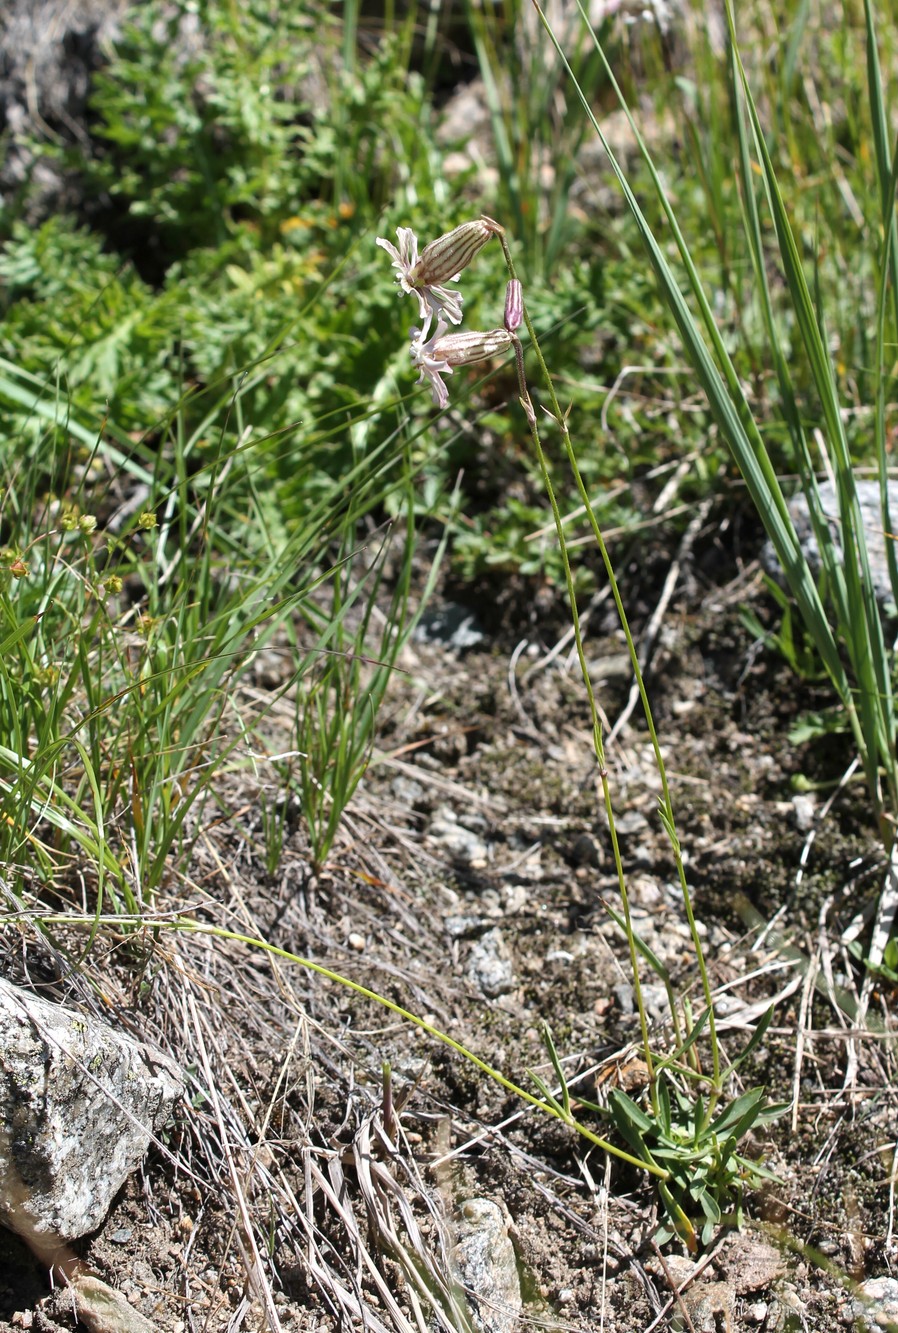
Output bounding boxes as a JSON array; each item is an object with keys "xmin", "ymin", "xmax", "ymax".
[{"xmin": 492, "ymin": 223, "xmax": 721, "ymax": 1107}]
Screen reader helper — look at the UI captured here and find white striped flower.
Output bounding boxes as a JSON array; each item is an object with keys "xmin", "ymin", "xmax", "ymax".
[
  {"xmin": 377, "ymin": 217, "xmax": 502, "ymax": 326},
  {"xmin": 410, "ymin": 321, "xmax": 514, "ymax": 409}
]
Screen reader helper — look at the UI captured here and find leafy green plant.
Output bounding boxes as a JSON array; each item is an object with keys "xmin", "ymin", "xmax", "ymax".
[
  {"xmin": 453, "ymin": 496, "xmax": 592, "ymax": 587},
  {"xmin": 741, "ymin": 579, "xmax": 827, "ymax": 682},
  {"xmin": 79, "ymin": 0, "xmax": 445, "ymax": 259},
  {"xmin": 848, "ymin": 933, "xmax": 898, "ymax": 984},
  {"xmin": 0, "ymin": 217, "xmax": 179, "ymax": 437},
  {"xmin": 82, "ymin": 0, "xmax": 321, "ymax": 254},
  {"xmin": 531, "ymin": 1013, "xmax": 785, "ymax": 1247},
  {"xmin": 607, "ymin": 1076, "xmax": 785, "ymax": 1247},
  {"xmin": 0, "ymin": 0, "xmax": 479, "ymax": 514}
]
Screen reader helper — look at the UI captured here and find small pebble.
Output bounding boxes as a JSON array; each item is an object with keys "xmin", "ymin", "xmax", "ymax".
[
  {"xmin": 502, "ymin": 883, "xmax": 530, "ymax": 912},
  {"xmin": 466, "ymin": 929, "xmax": 514, "ymax": 997},
  {"xmin": 347, "ymin": 932, "xmax": 365, "ymax": 952},
  {"xmin": 428, "ymin": 806, "xmax": 490, "ymax": 863},
  {"xmin": 791, "ymin": 792, "xmax": 816, "ymax": 831},
  {"xmin": 445, "ymin": 914, "xmax": 483, "ymax": 939}
]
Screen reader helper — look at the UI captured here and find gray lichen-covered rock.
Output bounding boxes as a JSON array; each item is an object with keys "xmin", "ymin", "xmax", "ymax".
[
  {"xmin": 853, "ymin": 1276, "xmax": 898, "ymax": 1331},
  {"xmin": 465, "ymin": 929, "xmax": 515, "ymax": 999},
  {"xmin": 0, "ymin": 0, "xmax": 127, "ymax": 211},
  {"xmin": 451, "ymin": 1197, "xmax": 522, "ymax": 1333},
  {"xmin": 0, "ymin": 976, "xmax": 183, "ymax": 1249},
  {"xmin": 760, "ymin": 479, "xmax": 898, "ymax": 615}
]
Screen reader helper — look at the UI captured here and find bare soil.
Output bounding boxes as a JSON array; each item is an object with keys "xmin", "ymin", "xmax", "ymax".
[{"xmin": 2, "ymin": 511, "xmax": 896, "ymax": 1333}]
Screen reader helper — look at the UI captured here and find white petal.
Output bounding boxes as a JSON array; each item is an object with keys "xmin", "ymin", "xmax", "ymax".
[
  {"xmin": 395, "ymin": 227, "xmax": 419, "ymax": 268},
  {"xmin": 376, "ymin": 237, "xmax": 401, "ymax": 263}
]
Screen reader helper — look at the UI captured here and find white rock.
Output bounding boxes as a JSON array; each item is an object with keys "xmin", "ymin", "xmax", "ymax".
[
  {"xmin": 0, "ymin": 977, "xmax": 183, "ymax": 1250},
  {"xmin": 791, "ymin": 792, "xmax": 817, "ymax": 832}
]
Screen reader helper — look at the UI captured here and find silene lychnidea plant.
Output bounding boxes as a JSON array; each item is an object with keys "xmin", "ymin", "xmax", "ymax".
[
  {"xmin": 378, "ymin": 216, "xmax": 787, "ymax": 1250},
  {"xmin": 377, "ymin": 217, "xmax": 531, "ymax": 415}
]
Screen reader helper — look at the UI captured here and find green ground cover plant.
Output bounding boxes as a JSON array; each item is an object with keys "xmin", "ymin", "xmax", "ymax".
[{"xmin": 2, "ymin": 0, "xmax": 898, "ymax": 1324}]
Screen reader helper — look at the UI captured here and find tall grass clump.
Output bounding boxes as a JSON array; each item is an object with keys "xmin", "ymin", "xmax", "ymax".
[
  {"xmin": 526, "ymin": 0, "xmax": 898, "ymax": 986},
  {"xmin": 462, "ymin": 0, "xmax": 615, "ymax": 277},
  {"xmin": 0, "ymin": 394, "xmax": 430, "ymax": 914}
]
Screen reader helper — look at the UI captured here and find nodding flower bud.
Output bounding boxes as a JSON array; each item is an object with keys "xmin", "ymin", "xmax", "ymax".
[
  {"xmin": 408, "ymin": 217, "xmax": 503, "ymax": 289},
  {"xmin": 503, "ymin": 279, "xmax": 523, "ymax": 332},
  {"xmin": 411, "ymin": 322, "xmax": 514, "ymax": 408},
  {"xmin": 430, "ymin": 328, "xmax": 514, "ymax": 366}
]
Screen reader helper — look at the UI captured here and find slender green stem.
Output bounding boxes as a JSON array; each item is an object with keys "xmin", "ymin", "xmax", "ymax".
[
  {"xmin": 499, "ymin": 232, "xmax": 657, "ymax": 1084},
  {"xmin": 496, "ymin": 225, "xmax": 721, "ymax": 1107},
  {"xmin": 37, "ymin": 912, "xmax": 670, "ymax": 1181}
]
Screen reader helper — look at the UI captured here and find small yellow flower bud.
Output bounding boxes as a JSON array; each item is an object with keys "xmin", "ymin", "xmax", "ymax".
[
  {"xmin": 78, "ymin": 514, "xmax": 98, "ymax": 535},
  {"xmin": 138, "ymin": 512, "xmax": 158, "ymax": 530},
  {"xmin": 104, "ymin": 574, "xmax": 123, "ymax": 594}
]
